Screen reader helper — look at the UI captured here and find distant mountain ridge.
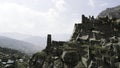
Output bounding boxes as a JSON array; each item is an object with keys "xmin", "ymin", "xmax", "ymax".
[
  {"xmin": 98, "ymin": 5, "xmax": 120, "ymax": 19},
  {"xmin": 0, "ymin": 33, "xmax": 46, "ymax": 49},
  {"xmin": 0, "ymin": 32, "xmax": 71, "ymax": 49},
  {"xmin": 0, "ymin": 32, "xmax": 71, "ymax": 55},
  {"xmin": 0, "ymin": 36, "xmax": 42, "ymax": 54}
]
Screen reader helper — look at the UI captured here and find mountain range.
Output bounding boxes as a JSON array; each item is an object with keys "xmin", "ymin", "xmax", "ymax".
[
  {"xmin": 0, "ymin": 35, "xmax": 42, "ymax": 54},
  {"xmin": 98, "ymin": 5, "xmax": 120, "ymax": 19},
  {"xmin": 0, "ymin": 32, "xmax": 71, "ymax": 55}
]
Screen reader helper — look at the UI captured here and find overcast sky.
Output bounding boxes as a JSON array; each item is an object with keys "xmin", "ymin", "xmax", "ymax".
[{"xmin": 0, "ymin": 0, "xmax": 120, "ymax": 36}]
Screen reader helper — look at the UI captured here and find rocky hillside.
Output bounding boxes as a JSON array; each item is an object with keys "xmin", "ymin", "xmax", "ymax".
[
  {"xmin": 0, "ymin": 46, "xmax": 25, "ymax": 56},
  {"xmin": 0, "ymin": 36, "xmax": 41, "ymax": 54},
  {"xmin": 0, "ymin": 47, "xmax": 29, "ymax": 68},
  {"xmin": 29, "ymin": 5, "xmax": 120, "ymax": 68},
  {"xmin": 98, "ymin": 5, "xmax": 120, "ymax": 19},
  {"xmin": 29, "ymin": 14, "xmax": 120, "ymax": 68}
]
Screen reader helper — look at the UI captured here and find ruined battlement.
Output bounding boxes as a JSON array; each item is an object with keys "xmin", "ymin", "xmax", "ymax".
[
  {"xmin": 71, "ymin": 15, "xmax": 120, "ymax": 42},
  {"xmin": 30, "ymin": 14, "xmax": 120, "ymax": 68}
]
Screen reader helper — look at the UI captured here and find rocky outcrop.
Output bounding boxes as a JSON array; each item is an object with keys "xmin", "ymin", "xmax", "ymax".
[
  {"xmin": 29, "ymin": 6, "xmax": 120, "ymax": 68},
  {"xmin": 98, "ymin": 5, "xmax": 120, "ymax": 20}
]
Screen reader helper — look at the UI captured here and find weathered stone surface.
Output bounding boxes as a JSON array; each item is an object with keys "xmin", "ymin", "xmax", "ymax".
[
  {"xmin": 29, "ymin": 51, "xmax": 47, "ymax": 68},
  {"xmin": 98, "ymin": 5, "xmax": 120, "ymax": 19},
  {"xmin": 29, "ymin": 6, "xmax": 120, "ymax": 67},
  {"xmin": 62, "ymin": 51, "xmax": 79, "ymax": 67}
]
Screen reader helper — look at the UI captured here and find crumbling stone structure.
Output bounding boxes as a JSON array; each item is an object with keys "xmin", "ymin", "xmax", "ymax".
[{"xmin": 30, "ymin": 15, "xmax": 120, "ymax": 68}]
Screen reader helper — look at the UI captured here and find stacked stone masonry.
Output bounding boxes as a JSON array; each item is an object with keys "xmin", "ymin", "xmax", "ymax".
[{"xmin": 29, "ymin": 15, "xmax": 120, "ymax": 68}]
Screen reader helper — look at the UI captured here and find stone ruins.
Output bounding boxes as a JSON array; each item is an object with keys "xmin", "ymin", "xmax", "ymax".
[{"xmin": 29, "ymin": 15, "xmax": 120, "ymax": 68}]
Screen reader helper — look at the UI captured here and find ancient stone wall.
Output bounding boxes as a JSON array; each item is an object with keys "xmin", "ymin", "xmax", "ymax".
[{"xmin": 30, "ymin": 15, "xmax": 120, "ymax": 68}]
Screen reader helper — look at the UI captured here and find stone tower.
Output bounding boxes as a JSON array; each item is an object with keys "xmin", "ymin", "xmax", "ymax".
[{"xmin": 46, "ymin": 34, "xmax": 52, "ymax": 49}]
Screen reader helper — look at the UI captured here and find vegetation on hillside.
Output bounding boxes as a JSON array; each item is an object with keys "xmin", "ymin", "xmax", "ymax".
[{"xmin": 0, "ymin": 46, "xmax": 30, "ymax": 68}]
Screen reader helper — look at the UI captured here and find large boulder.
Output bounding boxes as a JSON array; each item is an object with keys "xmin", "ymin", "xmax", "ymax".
[
  {"xmin": 29, "ymin": 51, "xmax": 47, "ymax": 68},
  {"xmin": 62, "ymin": 51, "xmax": 79, "ymax": 68}
]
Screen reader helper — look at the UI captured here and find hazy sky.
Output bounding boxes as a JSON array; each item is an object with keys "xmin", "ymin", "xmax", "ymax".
[{"xmin": 0, "ymin": 0, "xmax": 120, "ymax": 36}]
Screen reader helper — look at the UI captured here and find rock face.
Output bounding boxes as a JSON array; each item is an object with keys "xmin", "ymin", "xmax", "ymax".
[
  {"xmin": 29, "ymin": 7, "xmax": 120, "ymax": 68},
  {"xmin": 98, "ymin": 5, "xmax": 120, "ymax": 19}
]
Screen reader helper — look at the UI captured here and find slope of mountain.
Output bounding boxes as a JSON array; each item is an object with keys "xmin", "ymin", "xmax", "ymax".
[
  {"xmin": 98, "ymin": 5, "xmax": 120, "ymax": 19},
  {"xmin": 0, "ymin": 33, "xmax": 45, "ymax": 50},
  {"xmin": 0, "ymin": 46, "xmax": 30, "ymax": 68},
  {"xmin": 23, "ymin": 36, "xmax": 46, "ymax": 48},
  {"xmin": 0, "ymin": 36, "xmax": 41, "ymax": 54},
  {"xmin": 0, "ymin": 32, "xmax": 71, "ymax": 49},
  {"xmin": 0, "ymin": 46, "xmax": 26, "ymax": 57}
]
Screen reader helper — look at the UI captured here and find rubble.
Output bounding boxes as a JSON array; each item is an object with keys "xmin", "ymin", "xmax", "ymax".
[{"xmin": 29, "ymin": 15, "xmax": 120, "ymax": 68}]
